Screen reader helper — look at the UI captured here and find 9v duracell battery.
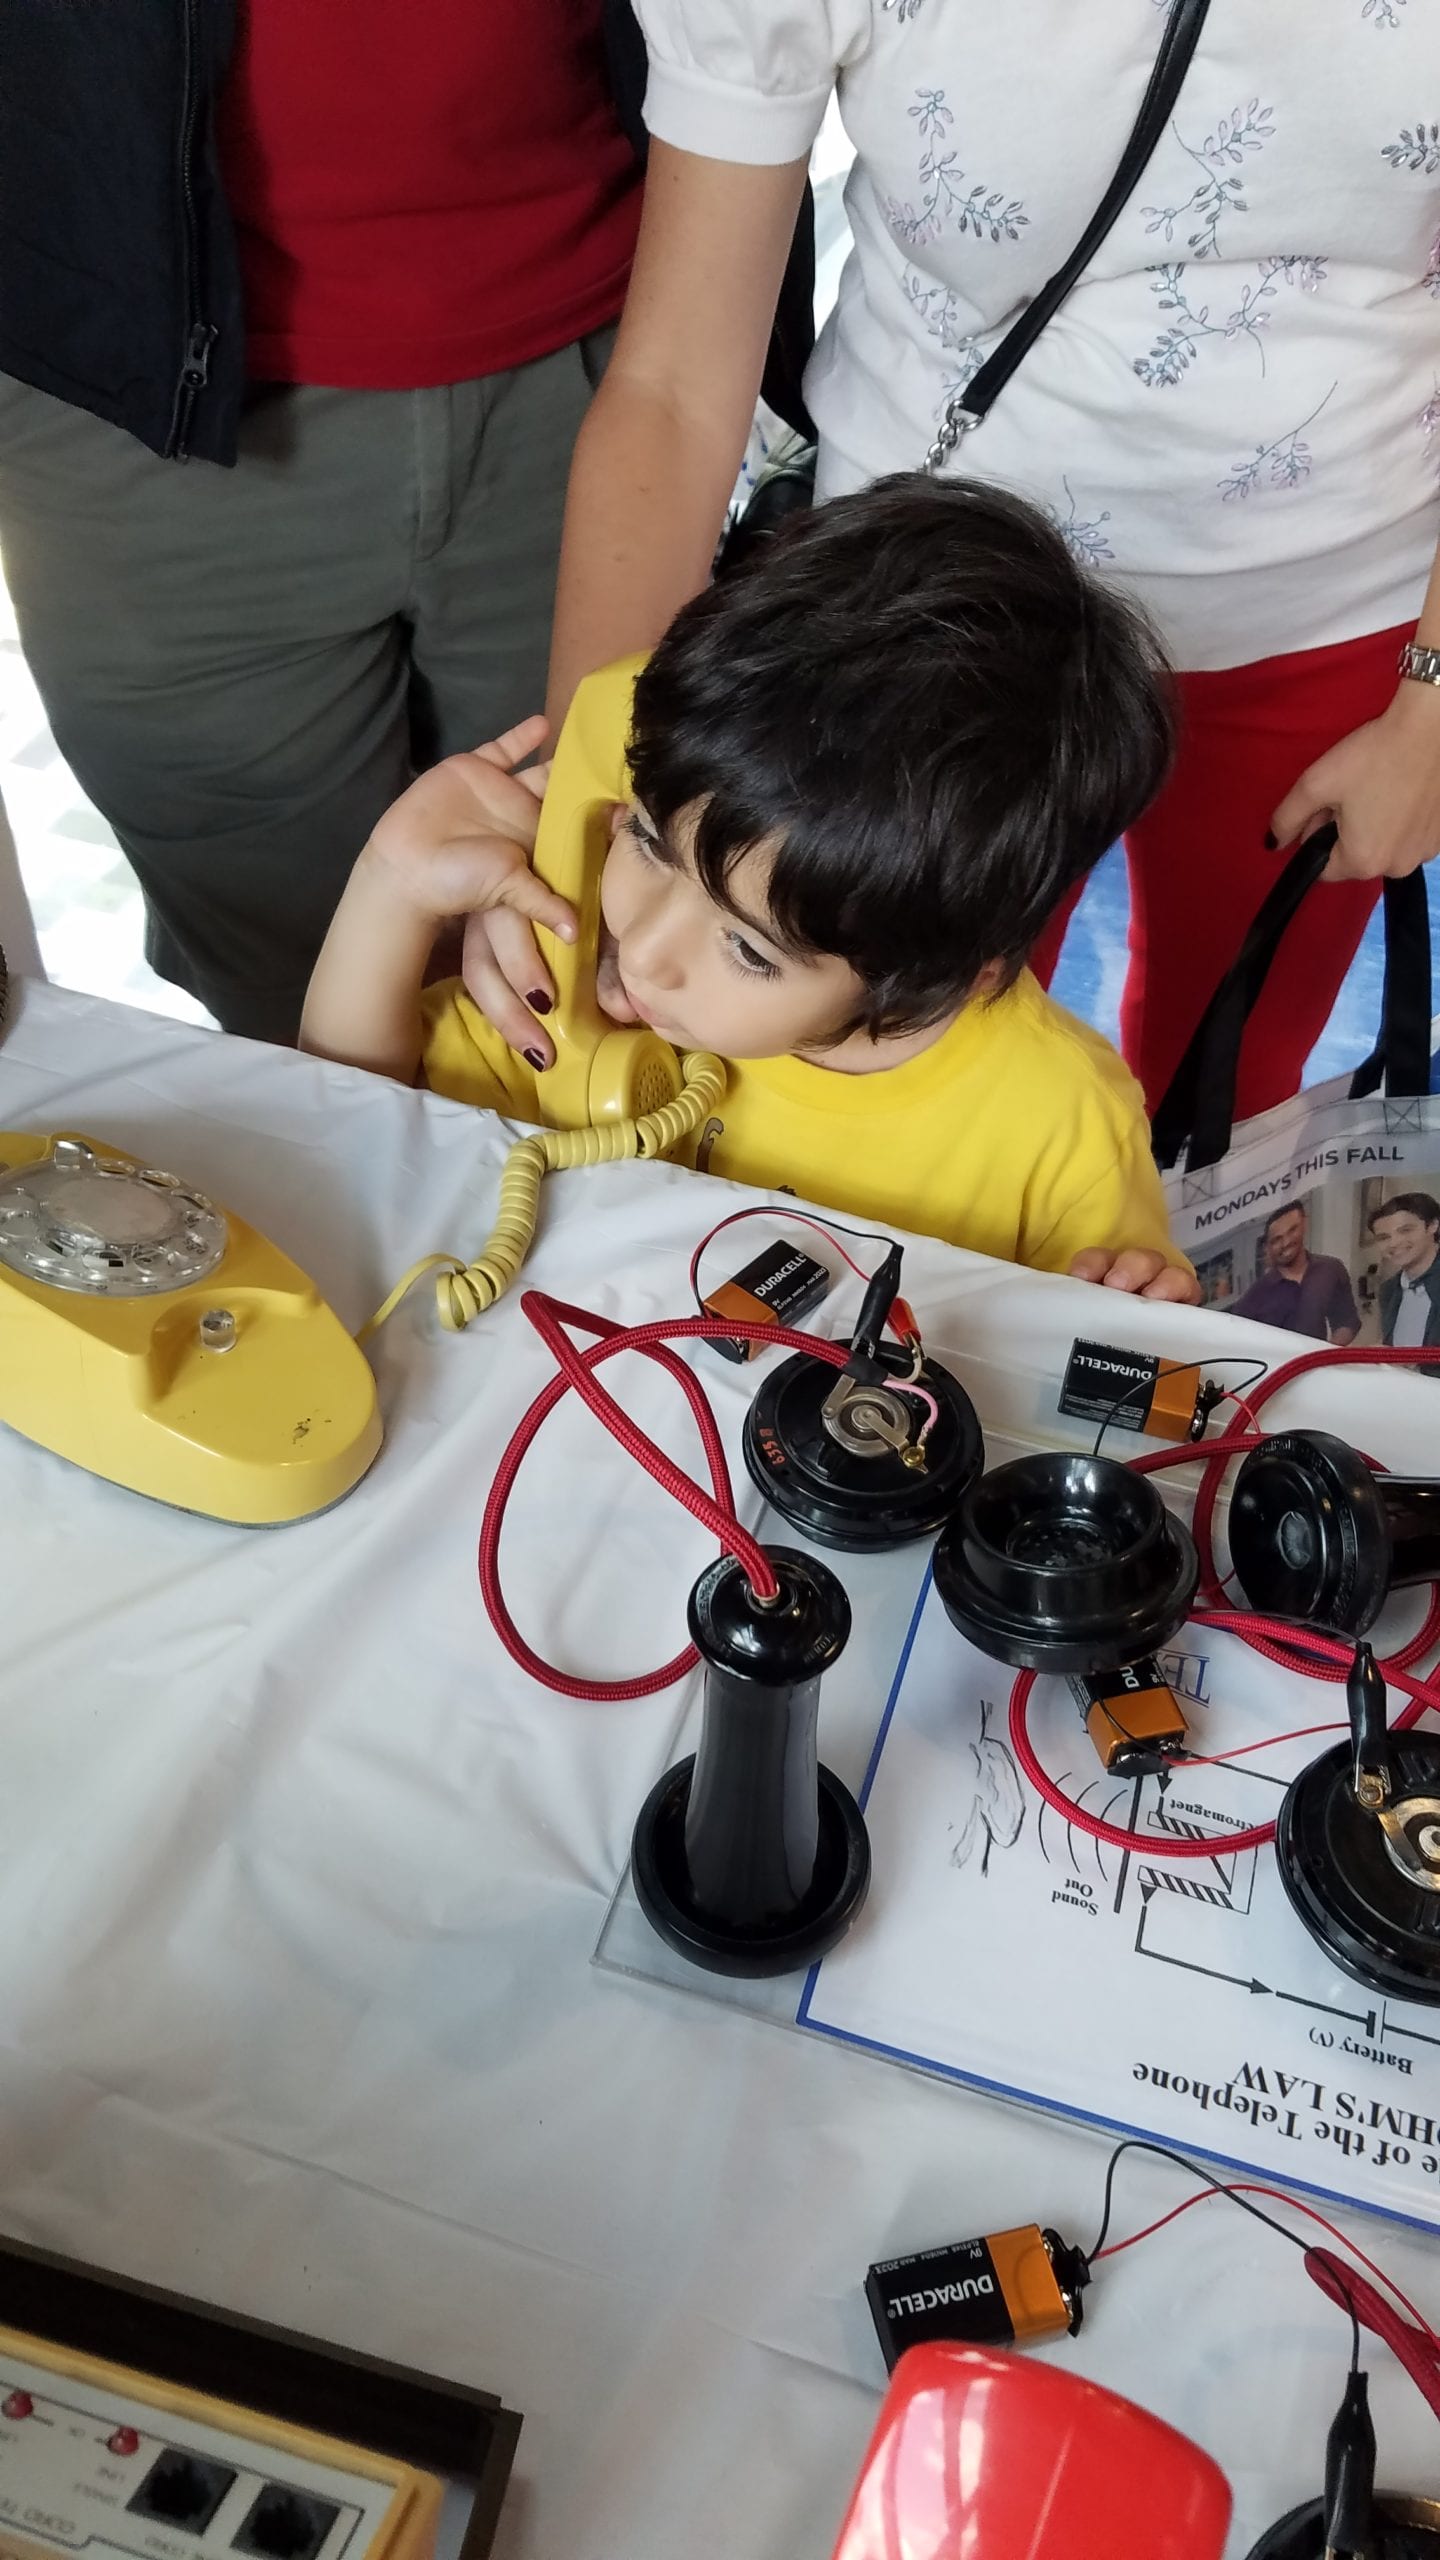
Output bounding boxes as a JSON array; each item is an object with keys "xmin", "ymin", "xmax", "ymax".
[
  {"xmin": 865, "ymin": 2226, "xmax": 1088, "ymax": 2370},
  {"xmin": 702, "ymin": 1239, "xmax": 830, "ymax": 1361},
  {"xmin": 1058, "ymin": 1339, "xmax": 1206, "ymax": 1442}
]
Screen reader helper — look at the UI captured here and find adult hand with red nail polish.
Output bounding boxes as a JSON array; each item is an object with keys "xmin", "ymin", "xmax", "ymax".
[
  {"xmin": 457, "ymin": 753, "xmax": 572, "ymax": 1063},
  {"xmin": 374, "ymin": 724, "xmax": 572, "ymax": 1066},
  {"xmin": 1268, "ymin": 676, "xmax": 1440, "ymax": 883},
  {"xmin": 300, "ymin": 718, "xmax": 575, "ymax": 1084}
]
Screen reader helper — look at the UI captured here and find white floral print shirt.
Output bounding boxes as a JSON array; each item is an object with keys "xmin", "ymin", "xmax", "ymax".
[{"xmin": 637, "ymin": 0, "xmax": 1440, "ymax": 669}]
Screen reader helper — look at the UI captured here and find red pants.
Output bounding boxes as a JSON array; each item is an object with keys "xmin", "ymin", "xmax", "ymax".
[{"xmin": 1033, "ymin": 622, "xmax": 1410, "ymax": 1122}]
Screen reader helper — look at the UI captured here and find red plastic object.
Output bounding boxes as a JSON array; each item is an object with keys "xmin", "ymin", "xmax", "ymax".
[{"xmin": 831, "ymin": 2344, "xmax": 1232, "ymax": 2560}]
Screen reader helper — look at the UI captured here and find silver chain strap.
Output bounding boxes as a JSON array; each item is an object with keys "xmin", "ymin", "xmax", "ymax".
[{"xmin": 921, "ymin": 395, "xmax": 982, "ymax": 478}]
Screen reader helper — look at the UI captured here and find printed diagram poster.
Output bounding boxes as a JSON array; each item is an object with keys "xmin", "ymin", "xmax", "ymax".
[{"xmin": 799, "ymin": 1574, "xmax": 1440, "ymax": 2230}]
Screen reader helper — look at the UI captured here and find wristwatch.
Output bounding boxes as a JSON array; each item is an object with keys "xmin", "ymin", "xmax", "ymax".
[{"xmin": 1398, "ymin": 640, "xmax": 1440, "ymax": 687}]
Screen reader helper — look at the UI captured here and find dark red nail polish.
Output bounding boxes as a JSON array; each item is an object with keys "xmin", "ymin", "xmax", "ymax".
[
  {"xmin": 527, "ymin": 990, "xmax": 552, "ymax": 1013},
  {"xmin": 523, "ymin": 1047, "xmax": 547, "ymax": 1070},
  {"xmin": 1263, "ymin": 829, "xmax": 1277, "ymax": 851}
]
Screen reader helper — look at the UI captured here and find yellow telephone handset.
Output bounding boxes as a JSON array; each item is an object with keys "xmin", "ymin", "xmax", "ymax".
[
  {"xmin": 529, "ymin": 652, "xmax": 689, "ymax": 1129},
  {"xmin": 366, "ymin": 658, "xmax": 727, "ymax": 1337}
]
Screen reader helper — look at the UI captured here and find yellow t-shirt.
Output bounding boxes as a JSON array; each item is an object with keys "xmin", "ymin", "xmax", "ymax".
[{"xmin": 419, "ymin": 972, "xmax": 1187, "ymax": 1278}]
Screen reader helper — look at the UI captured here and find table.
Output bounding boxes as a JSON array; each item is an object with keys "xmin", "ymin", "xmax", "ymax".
[{"xmin": 3, "ymin": 978, "xmax": 1438, "ymax": 2560}]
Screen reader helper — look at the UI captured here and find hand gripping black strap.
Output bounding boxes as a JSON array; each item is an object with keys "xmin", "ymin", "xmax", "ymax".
[{"xmin": 1151, "ymin": 827, "xmax": 1433, "ymax": 1173}]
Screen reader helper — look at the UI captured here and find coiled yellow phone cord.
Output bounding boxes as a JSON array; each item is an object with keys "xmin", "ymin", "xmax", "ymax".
[{"xmin": 361, "ymin": 1051, "xmax": 726, "ymax": 1339}]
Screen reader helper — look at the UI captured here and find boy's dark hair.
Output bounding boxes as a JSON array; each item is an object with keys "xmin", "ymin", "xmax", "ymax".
[
  {"xmin": 1370, "ymin": 1192, "xmax": 1440, "ymax": 1232},
  {"xmin": 1262, "ymin": 1201, "xmax": 1307, "ymax": 1236},
  {"xmin": 627, "ymin": 475, "xmax": 1174, "ymax": 1038}
]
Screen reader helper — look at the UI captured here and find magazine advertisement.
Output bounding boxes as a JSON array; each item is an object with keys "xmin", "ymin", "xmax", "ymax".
[{"xmin": 1161, "ymin": 1067, "xmax": 1440, "ymax": 1353}]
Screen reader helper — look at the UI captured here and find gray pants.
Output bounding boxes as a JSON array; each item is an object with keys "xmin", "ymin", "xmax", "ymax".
[{"xmin": 0, "ymin": 334, "xmax": 611, "ymax": 1039}]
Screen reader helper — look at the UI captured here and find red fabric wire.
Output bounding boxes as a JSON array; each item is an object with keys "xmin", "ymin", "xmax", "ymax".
[
  {"xmin": 1009, "ymin": 1342, "xmax": 1440, "ymax": 1856},
  {"xmin": 479, "ymin": 1296, "xmax": 1440, "ymax": 1857},
  {"xmin": 1090, "ymin": 2178, "xmax": 1440, "ymax": 2429},
  {"xmin": 1306, "ymin": 2249, "xmax": 1440, "ymax": 2418},
  {"xmin": 478, "ymin": 1292, "xmax": 848, "ymax": 1700},
  {"xmin": 1009, "ymin": 1612, "xmax": 1440, "ymax": 1860}
]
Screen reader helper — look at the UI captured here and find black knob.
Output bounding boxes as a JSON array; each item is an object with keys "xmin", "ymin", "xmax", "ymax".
[
  {"xmin": 1244, "ymin": 2490, "xmax": 1440, "ymax": 2559},
  {"xmin": 742, "ymin": 1345, "xmax": 983, "ymax": 1552},
  {"xmin": 1275, "ymin": 1726, "xmax": 1440, "ymax": 2006}
]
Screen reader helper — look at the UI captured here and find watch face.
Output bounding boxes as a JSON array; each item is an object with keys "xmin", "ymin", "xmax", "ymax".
[{"xmin": 0, "ymin": 1143, "xmax": 228, "ymax": 1297}]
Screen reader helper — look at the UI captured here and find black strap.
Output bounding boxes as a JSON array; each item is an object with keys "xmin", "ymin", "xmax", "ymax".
[
  {"xmin": 960, "ymin": 0, "xmax": 1212, "ymax": 427},
  {"xmin": 1346, "ymin": 867, "xmax": 1432, "ymax": 1100},
  {"xmin": 1151, "ymin": 826, "xmax": 1434, "ymax": 1173}
]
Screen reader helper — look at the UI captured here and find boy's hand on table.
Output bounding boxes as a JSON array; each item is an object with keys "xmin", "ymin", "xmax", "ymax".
[
  {"xmin": 1069, "ymin": 1248, "xmax": 1202, "ymax": 1305},
  {"xmin": 364, "ymin": 719, "xmax": 575, "ymax": 1058}
]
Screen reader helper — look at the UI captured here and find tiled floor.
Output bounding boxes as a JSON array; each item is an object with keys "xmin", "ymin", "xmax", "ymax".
[{"xmin": 0, "ymin": 576, "xmax": 211, "ymax": 1023}]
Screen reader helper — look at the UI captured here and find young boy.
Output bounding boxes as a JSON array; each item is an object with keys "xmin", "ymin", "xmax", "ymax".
[{"xmin": 302, "ymin": 476, "xmax": 1197, "ymax": 1300}]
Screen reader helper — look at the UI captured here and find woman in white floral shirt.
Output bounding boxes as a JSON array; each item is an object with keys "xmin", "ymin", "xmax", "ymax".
[{"xmin": 530, "ymin": 0, "xmax": 1440, "ymax": 1120}]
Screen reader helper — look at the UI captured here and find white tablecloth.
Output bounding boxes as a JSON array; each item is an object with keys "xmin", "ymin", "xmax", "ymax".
[{"xmin": 2, "ymin": 979, "xmax": 1438, "ymax": 2559}]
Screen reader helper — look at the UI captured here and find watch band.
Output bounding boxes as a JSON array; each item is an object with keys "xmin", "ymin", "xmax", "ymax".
[{"xmin": 1398, "ymin": 640, "xmax": 1440, "ymax": 687}]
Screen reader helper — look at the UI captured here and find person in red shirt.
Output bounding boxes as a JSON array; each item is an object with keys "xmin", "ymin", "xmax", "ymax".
[
  {"xmin": 0, "ymin": 0, "xmax": 642, "ymax": 1040},
  {"xmin": 219, "ymin": 4, "xmax": 637, "ymax": 399}
]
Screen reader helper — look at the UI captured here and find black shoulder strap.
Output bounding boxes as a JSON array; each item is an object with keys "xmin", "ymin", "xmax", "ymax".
[
  {"xmin": 955, "ymin": 0, "xmax": 1211, "ymax": 431},
  {"xmin": 1150, "ymin": 832, "xmax": 1333, "ymax": 1172},
  {"xmin": 1150, "ymin": 827, "xmax": 1434, "ymax": 1173},
  {"xmin": 1349, "ymin": 869, "xmax": 1433, "ymax": 1103}
]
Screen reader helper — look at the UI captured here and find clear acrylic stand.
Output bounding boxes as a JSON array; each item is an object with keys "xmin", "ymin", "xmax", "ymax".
[
  {"xmin": 589, "ymin": 1380, "xmax": 1053, "ymax": 2022},
  {"xmin": 590, "ymin": 1342, "xmax": 1215, "ymax": 2038}
]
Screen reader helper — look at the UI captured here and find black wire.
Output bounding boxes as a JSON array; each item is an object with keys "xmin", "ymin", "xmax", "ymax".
[
  {"xmin": 1089, "ymin": 1357, "xmax": 1270, "ymax": 1460},
  {"xmin": 1090, "ymin": 2139, "xmax": 1375, "ymax": 2375},
  {"xmin": 1089, "ymin": 1371, "xmax": 1161, "ymax": 1456},
  {"xmin": 1087, "ymin": 2136, "xmax": 1314, "ymax": 2264}
]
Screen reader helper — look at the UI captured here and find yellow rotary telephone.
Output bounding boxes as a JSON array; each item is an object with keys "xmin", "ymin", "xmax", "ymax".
[
  {"xmin": 0, "ymin": 661, "xmax": 719, "ymax": 1514},
  {"xmin": 377, "ymin": 655, "xmax": 727, "ymax": 1334},
  {"xmin": 0, "ymin": 1131, "xmax": 380, "ymax": 1522}
]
